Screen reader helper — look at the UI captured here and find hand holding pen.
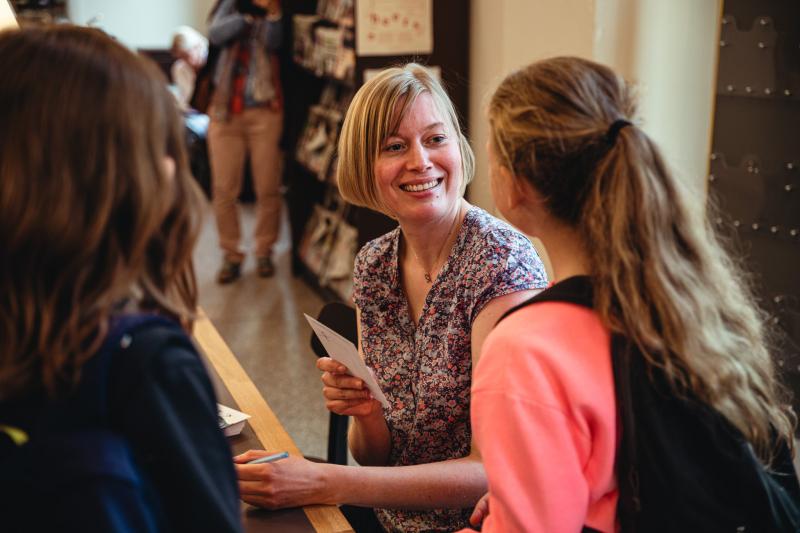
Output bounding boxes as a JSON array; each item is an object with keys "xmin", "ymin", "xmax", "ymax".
[
  {"xmin": 233, "ymin": 450, "xmax": 332, "ymax": 509},
  {"xmin": 246, "ymin": 451, "xmax": 289, "ymax": 464}
]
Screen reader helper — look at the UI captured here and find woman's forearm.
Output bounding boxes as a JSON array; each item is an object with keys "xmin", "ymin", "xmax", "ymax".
[
  {"xmin": 320, "ymin": 455, "xmax": 487, "ymax": 509},
  {"xmin": 348, "ymin": 410, "xmax": 391, "ymax": 466}
]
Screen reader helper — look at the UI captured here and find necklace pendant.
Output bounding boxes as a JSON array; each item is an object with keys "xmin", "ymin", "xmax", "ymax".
[{"xmin": 424, "ymin": 273, "xmax": 432, "ymax": 283}]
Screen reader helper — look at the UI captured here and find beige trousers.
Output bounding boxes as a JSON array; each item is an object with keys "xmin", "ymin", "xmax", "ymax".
[{"xmin": 208, "ymin": 106, "xmax": 283, "ymax": 262}]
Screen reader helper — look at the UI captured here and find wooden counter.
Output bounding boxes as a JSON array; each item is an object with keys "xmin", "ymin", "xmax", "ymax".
[{"xmin": 193, "ymin": 309, "xmax": 353, "ymax": 533}]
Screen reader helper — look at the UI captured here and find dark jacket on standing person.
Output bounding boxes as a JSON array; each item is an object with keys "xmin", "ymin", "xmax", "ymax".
[{"xmin": 208, "ymin": 0, "xmax": 283, "ymax": 121}]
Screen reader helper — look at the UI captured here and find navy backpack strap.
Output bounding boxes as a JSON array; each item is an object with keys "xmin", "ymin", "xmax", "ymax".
[
  {"xmin": 0, "ymin": 312, "xmax": 179, "ymax": 533},
  {"xmin": 92, "ymin": 313, "xmax": 180, "ymax": 418}
]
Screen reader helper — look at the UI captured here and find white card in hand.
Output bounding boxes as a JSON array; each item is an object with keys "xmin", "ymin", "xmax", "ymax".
[{"xmin": 304, "ymin": 313, "xmax": 390, "ymax": 409}]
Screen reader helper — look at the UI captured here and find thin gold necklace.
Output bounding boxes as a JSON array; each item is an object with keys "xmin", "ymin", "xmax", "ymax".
[{"xmin": 410, "ymin": 206, "xmax": 463, "ymax": 284}]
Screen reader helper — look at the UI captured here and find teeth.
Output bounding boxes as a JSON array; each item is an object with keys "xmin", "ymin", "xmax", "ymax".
[{"xmin": 401, "ymin": 179, "xmax": 438, "ymax": 192}]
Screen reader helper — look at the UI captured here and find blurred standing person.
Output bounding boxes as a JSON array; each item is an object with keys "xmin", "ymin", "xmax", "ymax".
[{"xmin": 207, "ymin": 0, "xmax": 283, "ymax": 283}]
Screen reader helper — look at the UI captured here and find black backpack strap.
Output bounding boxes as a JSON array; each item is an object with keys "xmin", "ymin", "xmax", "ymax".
[
  {"xmin": 497, "ymin": 275, "xmax": 594, "ymax": 326},
  {"xmin": 610, "ymin": 336, "xmax": 640, "ymax": 533}
]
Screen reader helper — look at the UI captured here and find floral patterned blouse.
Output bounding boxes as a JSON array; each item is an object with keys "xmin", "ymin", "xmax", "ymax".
[{"xmin": 352, "ymin": 205, "xmax": 549, "ymax": 532}]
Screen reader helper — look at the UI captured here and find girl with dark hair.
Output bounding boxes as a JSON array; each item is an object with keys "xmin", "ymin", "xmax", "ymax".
[
  {"xmin": 464, "ymin": 56, "xmax": 799, "ymax": 532},
  {"xmin": 0, "ymin": 25, "xmax": 241, "ymax": 532}
]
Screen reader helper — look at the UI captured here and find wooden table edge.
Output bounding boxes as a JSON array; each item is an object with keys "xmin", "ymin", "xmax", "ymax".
[{"xmin": 193, "ymin": 308, "xmax": 354, "ymax": 533}]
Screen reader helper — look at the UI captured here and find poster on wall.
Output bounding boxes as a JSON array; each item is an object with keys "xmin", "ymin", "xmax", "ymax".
[{"xmin": 356, "ymin": 0, "xmax": 432, "ymax": 57}]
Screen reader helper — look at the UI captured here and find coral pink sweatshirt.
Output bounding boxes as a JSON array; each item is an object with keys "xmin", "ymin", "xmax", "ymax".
[{"xmin": 461, "ymin": 301, "xmax": 618, "ymax": 533}]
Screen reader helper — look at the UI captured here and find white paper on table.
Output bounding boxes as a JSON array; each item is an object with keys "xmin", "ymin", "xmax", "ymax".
[
  {"xmin": 217, "ymin": 403, "xmax": 250, "ymax": 437},
  {"xmin": 304, "ymin": 314, "xmax": 390, "ymax": 409}
]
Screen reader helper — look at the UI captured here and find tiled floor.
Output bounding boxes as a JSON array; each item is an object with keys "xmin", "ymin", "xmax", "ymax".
[{"xmin": 193, "ymin": 200, "xmax": 332, "ymax": 461}]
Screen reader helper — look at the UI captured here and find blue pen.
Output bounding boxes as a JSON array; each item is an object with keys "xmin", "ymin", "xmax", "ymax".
[{"xmin": 247, "ymin": 451, "xmax": 289, "ymax": 464}]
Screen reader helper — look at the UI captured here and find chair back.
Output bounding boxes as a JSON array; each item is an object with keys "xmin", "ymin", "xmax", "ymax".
[
  {"xmin": 309, "ymin": 301, "xmax": 357, "ymax": 465},
  {"xmin": 311, "ymin": 302, "xmax": 357, "ymax": 356}
]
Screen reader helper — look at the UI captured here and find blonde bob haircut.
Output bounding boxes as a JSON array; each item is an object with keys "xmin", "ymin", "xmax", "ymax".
[{"xmin": 337, "ymin": 63, "xmax": 474, "ymax": 214}]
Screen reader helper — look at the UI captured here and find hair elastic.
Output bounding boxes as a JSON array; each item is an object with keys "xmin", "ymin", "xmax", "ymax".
[{"xmin": 605, "ymin": 119, "xmax": 632, "ymax": 144}]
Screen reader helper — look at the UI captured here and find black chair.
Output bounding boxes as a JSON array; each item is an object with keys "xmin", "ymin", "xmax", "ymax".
[{"xmin": 310, "ymin": 301, "xmax": 357, "ymax": 465}]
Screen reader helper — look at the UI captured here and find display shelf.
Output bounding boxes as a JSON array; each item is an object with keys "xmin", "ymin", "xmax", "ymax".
[{"xmin": 284, "ymin": 0, "xmax": 469, "ymax": 303}]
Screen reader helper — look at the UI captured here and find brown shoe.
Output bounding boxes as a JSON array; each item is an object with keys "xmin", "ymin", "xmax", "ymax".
[
  {"xmin": 257, "ymin": 256, "xmax": 275, "ymax": 278},
  {"xmin": 217, "ymin": 259, "xmax": 241, "ymax": 284}
]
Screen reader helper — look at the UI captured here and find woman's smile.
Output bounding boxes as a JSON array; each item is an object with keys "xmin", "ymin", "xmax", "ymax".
[
  {"xmin": 374, "ymin": 92, "xmax": 462, "ymax": 224},
  {"xmin": 399, "ymin": 178, "xmax": 444, "ymax": 193}
]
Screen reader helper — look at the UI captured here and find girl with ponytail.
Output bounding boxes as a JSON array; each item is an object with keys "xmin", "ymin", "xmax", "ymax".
[{"xmin": 462, "ymin": 56, "xmax": 799, "ymax": 532}]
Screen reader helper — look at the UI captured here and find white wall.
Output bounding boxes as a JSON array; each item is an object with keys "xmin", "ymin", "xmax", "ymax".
[
  {"xmin": 469, "ymin": 0, "xmax": 598, "ymax": 277},
  {"xmin": 469, "ymin": 0, "xmax": 722, "ymax": 206},
  {"xmin": 68, "ymin": 0, "xmax": 216, "ymax": 49},
  {"xmin": 604, "ymin": 0, "xmax": 721, "ymax": 195},
  {"xmin": 468, "ymin": 0, "xmax": 596, "ymax": 213},
  {"xmin": 468, "ymin": 0, "xmax": 721, "ymax": 278}
]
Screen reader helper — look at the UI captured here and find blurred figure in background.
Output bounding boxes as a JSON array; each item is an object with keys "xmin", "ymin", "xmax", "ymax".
[
  {"xmin": 207, "ymin": 0, "xmax": 284, "ymax": 283},
  {"xmin": 170, "ymin": 25, "xmax": 208, "ymax": 112}
]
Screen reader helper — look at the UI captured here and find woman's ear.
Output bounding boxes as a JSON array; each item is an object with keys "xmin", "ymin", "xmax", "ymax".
[{"xmin": 500, "ymin": 165, "xmax": 527, "ymax": 210}]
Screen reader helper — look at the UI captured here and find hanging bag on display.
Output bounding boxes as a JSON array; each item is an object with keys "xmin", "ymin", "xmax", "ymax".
[
  {"xmin": 321, "ymin": 210, "xmax": 357, "ymax": 301},
  {"xmin": 295, "ymin": 104, "xmax": 343, "ymax": 181},
  {"xmin": 299, "ymin": 203, "xmax": 341, "ymax": 277}
]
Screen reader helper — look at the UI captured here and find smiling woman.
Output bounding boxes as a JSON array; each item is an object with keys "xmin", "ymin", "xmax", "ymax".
[
  {"xmin": 232, "ymin": 63, "xmax": 549, "ymax": 532},
  {"xmin": 373, "ymin": 92, "xmax": 463, "ymax": 229}
]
